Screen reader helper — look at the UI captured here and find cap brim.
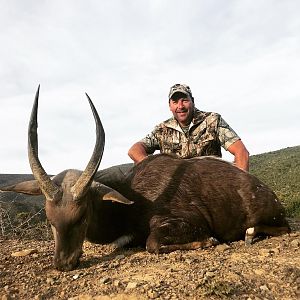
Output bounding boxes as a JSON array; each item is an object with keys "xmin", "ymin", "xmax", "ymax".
[{"xmin": 169, "ymin": 90, "xmax": 189, "ymax": 99}]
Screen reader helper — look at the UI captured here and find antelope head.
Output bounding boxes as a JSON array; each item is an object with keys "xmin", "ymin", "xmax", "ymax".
[{"xmin": 1, "ymin": 86, "xmax": 132, "ymax": 271}]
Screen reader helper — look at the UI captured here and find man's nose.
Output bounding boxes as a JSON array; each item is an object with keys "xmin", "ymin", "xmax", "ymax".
[{"xmin": 177, "ymin": 100, "xmax": 184, "ymax": 108}]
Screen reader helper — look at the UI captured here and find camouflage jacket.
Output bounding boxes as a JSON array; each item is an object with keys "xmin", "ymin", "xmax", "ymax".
[{"xmin": 140, "ymin": 108, "xmax": 240, "ymax": 158}]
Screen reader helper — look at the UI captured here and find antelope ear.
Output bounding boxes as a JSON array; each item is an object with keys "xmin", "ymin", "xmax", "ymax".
[
  {"xmin": 0, "ymin": 180, "xmax": 42, "ymax": 195},
  {"xmin": 91, "ymin": 181, "xmax": 133, "ymax": 205}
]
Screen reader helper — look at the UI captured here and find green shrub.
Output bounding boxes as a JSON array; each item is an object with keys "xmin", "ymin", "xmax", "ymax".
[{"xmin": 250, "ymin": 146, "xmax": 300, "ymax": 218}]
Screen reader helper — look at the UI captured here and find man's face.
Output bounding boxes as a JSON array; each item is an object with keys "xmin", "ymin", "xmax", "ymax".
[{"xmin": 169, "ymin": 93, "xmax": 194, "ymax": 126}]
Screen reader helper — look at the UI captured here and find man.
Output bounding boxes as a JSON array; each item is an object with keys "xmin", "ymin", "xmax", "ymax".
[
  {"xmin": 128, "ymin": 83, "xmax": 249, "ymax": 171},
  {"xmin": 96, "ymin": 83, "xmax": 249, "ymax": 185}
]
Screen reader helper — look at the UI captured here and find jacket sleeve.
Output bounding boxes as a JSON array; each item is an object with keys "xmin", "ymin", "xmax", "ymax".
[
  {"xmin": 217, "ymin": 117, "xmax": 240, "ymax": 150},
  {"xmin": 139, "ymin": 125, "xmax": 161, "ymax": 154}
]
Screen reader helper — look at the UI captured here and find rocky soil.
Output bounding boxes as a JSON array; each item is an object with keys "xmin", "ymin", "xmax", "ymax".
[{"xmin": 0, "ymin": 220, "xmax": 299, "ymax": 300}]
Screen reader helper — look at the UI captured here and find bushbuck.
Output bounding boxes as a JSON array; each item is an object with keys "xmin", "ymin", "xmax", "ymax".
[{"xmin": 1, "ymin": 86, "xmax": 290, "ymax": 271}]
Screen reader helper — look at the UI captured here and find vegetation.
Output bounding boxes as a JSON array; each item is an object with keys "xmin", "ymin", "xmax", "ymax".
[
  {"xmin": 0, "ymin": 203, "xmax": 51, "ymax": 240},
  {"xmin": 250, "ymin": 145, "xmax": 300, "ymax": 218}
]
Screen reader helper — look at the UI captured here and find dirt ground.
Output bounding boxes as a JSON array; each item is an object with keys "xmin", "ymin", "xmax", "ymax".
[{"xmin": 0, "ymin": 220, "xmax": 299, "ymax": 300}]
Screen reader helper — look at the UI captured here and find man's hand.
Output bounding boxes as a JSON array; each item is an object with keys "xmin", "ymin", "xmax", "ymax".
[{"xmin": 128, "ymin": 142, "xmax": 149, "ymax": 164}]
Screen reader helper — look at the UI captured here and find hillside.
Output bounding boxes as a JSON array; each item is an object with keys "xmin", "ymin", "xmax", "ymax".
[{"xmin": 250, "ymin": 145, "xmax": 300, "ymax": 217}]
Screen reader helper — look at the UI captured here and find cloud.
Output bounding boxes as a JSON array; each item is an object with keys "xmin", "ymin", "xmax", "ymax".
[{"xmin": 0, "ymin": 0, "xmax": 299, "ymax": 173}]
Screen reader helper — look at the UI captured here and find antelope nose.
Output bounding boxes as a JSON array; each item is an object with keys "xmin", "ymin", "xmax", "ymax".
[{"xmin": 54, "ymin": 258, "xmax": 79, "ymax": 271}]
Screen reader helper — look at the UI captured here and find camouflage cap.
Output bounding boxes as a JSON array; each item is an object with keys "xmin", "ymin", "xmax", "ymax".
[{"xmin": 168, "ymin": 83, "xmax": 193, "ymax": 100}]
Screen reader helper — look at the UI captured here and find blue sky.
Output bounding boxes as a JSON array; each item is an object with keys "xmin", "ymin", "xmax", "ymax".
[{"xmin": 0, "ymin": 0, "xmax": 299, "ymax": 173}]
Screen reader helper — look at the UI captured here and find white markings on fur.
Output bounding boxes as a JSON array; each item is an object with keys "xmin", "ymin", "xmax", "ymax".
[
  {"xmin": 246, "ymin": 227, "xmax": 255, "ymax": 235},
  {"xmin": 159, "ymin": 219, "xmax": 174, "ymax": 227},
  {"xmin": 237, "ymin": 188, "xmax": 245, "ymax": 199},
  {"xmin": 245, "ymin": 227, "xmax": 256, "ymax": 245},
  {"xmin": 256, "ymin": 184, "xmax": 266, "ymax": 191},
  {"xmin": 51, "ymin": 224, "xmax": 58, "ymax": 245}
]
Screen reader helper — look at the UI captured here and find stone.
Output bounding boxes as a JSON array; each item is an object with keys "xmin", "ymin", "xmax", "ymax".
[
  {"xmin": 290, "ymin": 239, "xmax": 300, "ymax": 248},
  {"xmin": 11, "ymin": 249, "xmax": 38, "ymax": 257},
  {"xmin": 215, "ymin": 244, "xmax": 230, "ymax": 251},
  {"xmin": 126, "ymin": 282, "xmax": 138, "ymax": 289}
]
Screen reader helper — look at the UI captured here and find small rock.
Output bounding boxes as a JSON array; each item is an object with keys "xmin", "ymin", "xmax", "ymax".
[
  {"xmin": 254, "ymin": 269, "xmax": 265, "ymax": 275},
  {"xmin": 205, "ymin": 271, "xmax": 215, "ymax": 277},
  {"xmin": 113, "ymin": 280, "xmax": 121, "ymax": 287},
  {"xmin": 226, "ymin": 271, "xmax": 241, "ymax": 281},
  {"xmin": 270, "ymin": 247, "xmax": 280, "ymax": 255},
  {"xmin": 46, "ymin": 277, "xmax": 54, "ymax": 285},
  {"xmin": 215, "ymin": 244, "xmax": 230, "ymax": 251},
  {"xmin": 290, "ymin": 239, "xmax": 300, "ymax": 248},
  {"xmin": 126, "ymin": 282, "xmax": 138, "ymax": 289},
  {"xmin": 73, "ymin": 274, "xmax": 80, "ymax": 280},
  {"xmin": 147, "ymin": 290, "xmax": 159, "ymax": 299},
  {"xmin": 259, "ymin": 249, "xmax": 271, "ymax": 257},
  {"xmin": 100, "ymin": 277, "xmax": 111, "ymax": 284},
  {"xmin": 185, "ymin": 258, "xmax": 193, "ymax": 264},
  {"xmin": 11, "ymin": 249, "xmax": 38, "ymax": 257},
  {"xmin": 259, "ymin": 284, "xmax": 269, "ymax": 292}
]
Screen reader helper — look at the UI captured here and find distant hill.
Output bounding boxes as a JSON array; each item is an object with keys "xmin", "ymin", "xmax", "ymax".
[{"xmin": 250, "ymin": 145, "xmax": 300, "ymax": 217}]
